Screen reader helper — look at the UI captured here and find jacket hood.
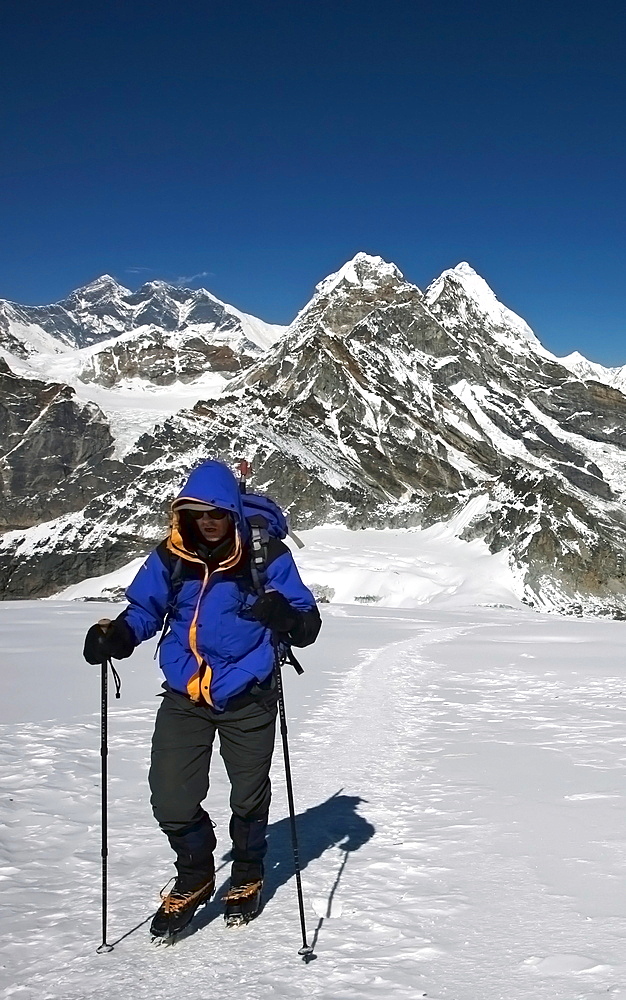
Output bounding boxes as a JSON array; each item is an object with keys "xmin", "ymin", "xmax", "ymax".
[
  {"xmin": 168, "ymin": 460, "xmax": 247, "ymax": 564},
  {"xmin": 173, "ymin": 461, "xmax": 246, "ymax": 527}
]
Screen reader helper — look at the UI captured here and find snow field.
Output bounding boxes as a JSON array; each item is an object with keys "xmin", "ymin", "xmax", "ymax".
[
  {"xmin": 52, "ymin": 523, "xmax": 523, "ymax": 611},
  {"xmin": 2, "ymin": 601, "xmax": 626, "ymax": 999}
]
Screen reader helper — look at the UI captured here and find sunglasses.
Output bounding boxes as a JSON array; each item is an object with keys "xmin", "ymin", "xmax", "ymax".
[{"xmin": 187, "ymin": 507, "xmax": 229, "ymax": 521}]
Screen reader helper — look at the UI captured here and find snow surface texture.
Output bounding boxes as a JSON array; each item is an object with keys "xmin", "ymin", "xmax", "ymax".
[{"xmin": 2, "ymin": 598, "xmax": 626, "ymax": 1000}]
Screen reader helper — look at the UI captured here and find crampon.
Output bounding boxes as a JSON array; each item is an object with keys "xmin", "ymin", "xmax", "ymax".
[
  {"xmin": 223, "ymin": 880, "xmax": 263, "ymax": 927},
  {"xmin": 150, "ymin": 875, "xmax": 215, "ymax": 942}
]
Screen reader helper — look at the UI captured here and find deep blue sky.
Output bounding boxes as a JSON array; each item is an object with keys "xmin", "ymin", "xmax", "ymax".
[{"xmin": 1, "ymin": 0, "xmax": 625, "ymax": 364}]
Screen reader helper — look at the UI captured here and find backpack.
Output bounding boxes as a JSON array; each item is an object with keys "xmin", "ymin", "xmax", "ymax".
[{"xmin": 241, "ymin": 492, "xmax": 291, "ymax": 595}]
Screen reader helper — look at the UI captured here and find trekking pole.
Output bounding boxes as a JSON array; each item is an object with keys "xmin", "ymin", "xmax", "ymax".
[
  {"xmin": 95, "ymin": 620, "xmax": 121, "ymax": 955},
  {"xmin": 273, "ymin": 644, "xmax": 315, "ymax": 963}
]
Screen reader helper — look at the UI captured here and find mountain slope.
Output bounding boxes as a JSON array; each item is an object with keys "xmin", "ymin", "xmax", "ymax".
[
  {"xmin": 0, "ymin": 277, "xmax": 285, "ymax": 385},
  {"xmin": 1, "ymin": 254, "xmax": 625, "ymax": 614},
  {"xmin": 558, "ymin": 350, "xmax": 626, "ymax": 394}
]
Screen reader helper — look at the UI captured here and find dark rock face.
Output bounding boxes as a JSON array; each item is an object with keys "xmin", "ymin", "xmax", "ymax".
[
  {"xmin": 0, "ymin": 358, "xmax": 124, "ymax": 530},
  {"xmin": 1, "ymin": 253, "xmax": 626, "ymax": 615},
  {"xmin": 457, "ymin": 468, "xmax": 626, "ymax": 614},
  {"xmin": 78, "ymin": 328, "xmax": 254, "ymax": 386}
]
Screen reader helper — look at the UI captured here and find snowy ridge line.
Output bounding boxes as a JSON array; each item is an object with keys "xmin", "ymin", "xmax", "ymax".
[
  {"xmin": 425, "ymin": 261, "xmax": 541, "ymax": 347},
  {"xmin": 558, "ymin": 350, "xmax": 626, "ymax": 394}
]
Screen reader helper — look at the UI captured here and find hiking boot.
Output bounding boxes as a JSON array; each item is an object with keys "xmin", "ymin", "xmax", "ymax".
[
  {"xmin": 223, "ymin": 879, "xmax": 263, "ymax": 927},
  {"xmin": 150, "ymin": 874, "xmax": 215, "ymax": 939}
]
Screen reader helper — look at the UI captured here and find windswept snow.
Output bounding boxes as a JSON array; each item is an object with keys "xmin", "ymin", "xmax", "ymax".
[{"xmin": 1, "ymin": 598, "xmax": 626, "ymax": 1000}]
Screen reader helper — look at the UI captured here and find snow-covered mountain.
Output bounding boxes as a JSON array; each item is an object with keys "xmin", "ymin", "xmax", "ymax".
[
  {"xmin": 557, "ymin": 350, "xmax": 626, "ymax": 394},
  {"xmin": 0, "ymin": 277, "xmax": 285, "ymax": 383},
  {"xmin": 1, "ymin": 254, "xmax": 626, "ymax": 616},
  {"xmin": 424, "ymin": 261, "xmax": 543, "ymax": 351}
]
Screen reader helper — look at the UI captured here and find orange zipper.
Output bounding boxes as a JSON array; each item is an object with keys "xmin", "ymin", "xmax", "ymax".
[{"xmin": 166, "ymin": 514, "xmax": 243, "ymax": 707}]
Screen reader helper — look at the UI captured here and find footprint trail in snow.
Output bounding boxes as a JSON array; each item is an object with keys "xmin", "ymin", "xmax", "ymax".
[{"xmin": 1, "ymin": 602, "xmax": 626, "ymax": 1000}]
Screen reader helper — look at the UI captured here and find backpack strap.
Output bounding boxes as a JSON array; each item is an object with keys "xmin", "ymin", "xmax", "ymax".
[
  {"xmin": 247, "ymin": 514, "xmax": 270, "ymax": 596},
  {"xmin": 170, "ymin": 555, "xmax": 185, "ymax": 596},
  {"xmin": 246, "ymin": 514, "xmax": 304, "ymax": 676}
]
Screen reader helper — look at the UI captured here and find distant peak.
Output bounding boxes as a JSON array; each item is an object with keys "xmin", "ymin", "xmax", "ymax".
[
  {"xmin": 434, "ymin": 262, "xmax": 505, "ymax": 312},
  {"xmin": 70, "ymin": 274, "xmax": 129, "ymax": 298},
  {"xmin": 315, "ymin": 252, "xmax": 404, "ymax": 298},
  {"xmin": 451, "ymin": 261, "xmax": 479, "ymax": 277},
  {"xmin": 80, "ymin": 274, "xmax": 122, "ymax": 289},
  {"xmin": 425, "ymin": 262, "xmax": 539, "ymax": 346},
  {"xmin": 140, "ymin": 279, "xmax": 175, "ymax": 290},
  {"xmin": 561, "ymin": 351, "xmax": 588, "ymax": 365}
]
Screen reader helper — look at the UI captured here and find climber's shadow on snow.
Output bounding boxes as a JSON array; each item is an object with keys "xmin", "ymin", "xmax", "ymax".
[
  {"xmin": 189, "ymin": 790, "xmax": 375, "ymax": 936},
  {"xmin": 263, "ymin": 789, "xmax": 375, "ymax": 907}
]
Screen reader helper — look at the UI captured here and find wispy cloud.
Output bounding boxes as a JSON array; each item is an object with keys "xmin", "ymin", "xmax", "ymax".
[
  {"xmin": 174, "ymin": 270, "xmax": 214, "ymax": 287},
  {"xmin": 125, "ymin": 266, "xmax": 154, "ymax": 274}
]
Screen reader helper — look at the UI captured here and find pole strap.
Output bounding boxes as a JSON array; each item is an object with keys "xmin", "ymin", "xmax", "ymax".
[{"xmin": 109, "ymin": 661, "xmax": 122, "ymax": 699}]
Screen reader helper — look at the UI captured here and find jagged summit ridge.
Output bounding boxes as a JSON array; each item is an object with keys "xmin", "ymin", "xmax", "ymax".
[
  {"xmin": 68, "ymin": 274, "xmax": 130, "ymax": 296},
  {"xmin": 0, "ymin": 276, "xmax": 286, "ymax": 368}
]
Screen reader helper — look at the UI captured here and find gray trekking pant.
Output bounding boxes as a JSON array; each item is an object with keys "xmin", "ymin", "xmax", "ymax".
[{"xmin": 149, "ymin": 686, "xmax": 277, "ymax": 867}]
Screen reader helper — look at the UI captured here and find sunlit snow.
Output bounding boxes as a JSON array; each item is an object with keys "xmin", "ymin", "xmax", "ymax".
[{"xmin": 2, "ymin": 578, "xmax": 626, "ymax": 999}]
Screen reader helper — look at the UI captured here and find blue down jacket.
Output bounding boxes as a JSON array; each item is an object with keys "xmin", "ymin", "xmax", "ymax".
[{"xmin": 123, "ymin": 460, "xmax": 319, "ymax": 711}]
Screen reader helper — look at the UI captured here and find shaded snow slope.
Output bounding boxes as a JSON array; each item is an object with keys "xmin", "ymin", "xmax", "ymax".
[{"xmin": 1, "ymin": 602, "xmax": 626, "ymax": 1000}]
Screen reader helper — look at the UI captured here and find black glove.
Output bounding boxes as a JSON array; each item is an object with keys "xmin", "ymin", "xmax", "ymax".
[
  {"xmin": 83, "ymin": 616, "xmax": 136, "ymax": 664},
  {"xmin": 248, "ymin": 591, "xmax": 300, "ymax": 634}
]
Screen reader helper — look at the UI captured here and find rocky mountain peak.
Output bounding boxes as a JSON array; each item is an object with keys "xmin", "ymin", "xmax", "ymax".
[
  {"xmin": 314, "ymin": 253, "xmax": 406, "ymax": 298},
  {"xmin": 65, "ymin": 274, "xmax": 130, "ymax": 303},
  {"xmin": 133, "ymin": 279, "xmax": 187, "ymax": 299},
  {"xmin": 425, "ymin": 262, "xmax": 541, "ymax": 350},
  {"xmin": 3, "ymin": 255, "xmax": 626, "ymax": 618},
  {"xmin": 271, "ymin": 253, "xmax": 418, "ymax": 347}
]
